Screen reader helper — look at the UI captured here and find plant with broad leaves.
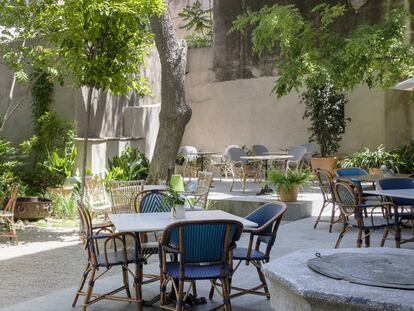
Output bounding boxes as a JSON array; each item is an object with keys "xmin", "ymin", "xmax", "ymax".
[
  {"xmin": 339, "ymin": 145, "xmax": 398, "ymax": 171},
  {"xmin": 266, "ymin": 169, "xmax": 312, "ymax": 192},
  {"xmin": 105, "ymin": 148, "xmax": 149, "ymax": 183}
]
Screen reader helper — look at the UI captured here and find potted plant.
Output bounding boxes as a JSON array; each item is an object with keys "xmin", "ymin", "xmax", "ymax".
[
  {"xmin": 339, "ymin": 145, "xmax": 398, "ymax": 175},
  {"xmin": 302, "ymin": 83, "xmax": 350, "ymax": 174},
  {"xmin": 266, "ymin": 169, "xmax": 312, "ymax": 202},
  {"xmin": 164, "ymin": 187, "xmax": 186, "ymax": 219}
]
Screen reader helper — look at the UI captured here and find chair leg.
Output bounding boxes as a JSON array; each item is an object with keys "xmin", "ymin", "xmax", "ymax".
[
  {"xmin": 364, "ymin": 229, "xmax": 370, "ymax": 247},
  {"xmin": 395, "ymin": 225, "xmax": 401, "ymax": 248},
  {"xmin": 176, "ymin": 279, "xmax": 185, "ymax": 311},
  {"xmin": 256, "ymin": 261, "xmax": 270, "ymax": 299},
  {"xmin": 357, "ymin": 228, "xmax": 363, "ymax": 248},
  {"xmin": 314, "ymin": 200, "xmax": 327, "ymax": 230},
  {"xmin": 134, "ymin": 263, "xmax": 143, "ymax": 311},
  {"xmin": 122, "ymin": 266, "xmax": 131, "ymax": 299},
  {"xmin": 221, "ymin": 278, "xmax": 232, "ymax": 311},
  {"xmin": 209, "ymin": 279, "xmax": 216, "ymax": 299},
  {"xmin": 82, "ymin": 266, "xmax": 96, "ymax": 311},
  {"xmin": 380, "ymin": 228, "xmax": 389, "ymax": 247},
  {"xmin": 329, "ymin": 202, "xmax": 336, "ymax": 233},
  {"xmin": 335, "ymin": 224, "xmax": 351, "ymax": 248},
  {"xmin": 229, "ymin": 177, "xmax": 235, "ymax": 192},
  {"xmin": 191, "ymin": 280, "xmax": 197, "ymax": 297},
  {"xmin": 72, "ymin": 263, "xmax": 91, "ymax": 307}
]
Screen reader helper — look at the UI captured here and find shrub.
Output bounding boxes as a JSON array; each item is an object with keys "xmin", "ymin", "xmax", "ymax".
[
  {"xmin": 105, "ymin": 147, "xmax": 149, "ymax": 183},
  {"xmin": 0, "ymin": 139, "xmax": 21, "ymax": 192},
  {"xmin": 266, "ymin": 169, "xmax": 312, "ymax": 191},
  {"xmin": 339, "ymin": 145, "xmax": 398, "ymax": 171}
]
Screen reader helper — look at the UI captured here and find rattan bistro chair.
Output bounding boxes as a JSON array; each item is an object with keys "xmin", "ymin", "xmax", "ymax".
[
  {"xmin": 0, "ymin": 184, "xmax": 20, "ymax": 244},
  {"xmin": 159, "ymin": 220, "xmax": 243, "ymax": 311},
  {"xmin": 333, "ymin": 181, "xmax": 401, "ymax": 249},
  {"xmin": 285, "ymin": 145, "xmax": 307, "ymax": 172},
  {"xmin": 227, "ymin": 147, "xmax": 259, "ymax": 192},
  {"xmin": 209, "ymin": 203, "xmax": 286, "ymax": 302},
  {"xmin": 182, "ymin": 171, "xmax": 213, "ymax": 210},
  {"xmin": 73, "ymin": 201, "xmax": 145, "ymax": 311},
  {"xmin": 313, "ymin": 169, "xmax": 341, "ymax": 233},
  {"xmin": 109, "ymin": 180, "xmax": 145, "ymax": 214}
]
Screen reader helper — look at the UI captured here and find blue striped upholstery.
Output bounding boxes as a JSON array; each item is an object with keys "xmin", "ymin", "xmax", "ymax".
[
  {"xmin": 165, "ymin": 262, "xmax": 230, "ymax": 279},
  {"xmin": 139, "ymin": 191, "xmax": 171, "ymax": 213},
  {"xmin": 336, "ymin": 167, "xmax": 368, "ymax": 187},
  {"xmin": 378, "ymin": 178, "xmax": 414, "ymax": 206},
  {"xmin": 233, "ymin": 247, "xmax": 265, "ymax": 260}
]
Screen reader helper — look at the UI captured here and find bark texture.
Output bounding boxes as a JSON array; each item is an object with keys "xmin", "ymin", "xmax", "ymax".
[{"xmin": 147, "ymin": 10, "xmax": 192, "ymax": 184}]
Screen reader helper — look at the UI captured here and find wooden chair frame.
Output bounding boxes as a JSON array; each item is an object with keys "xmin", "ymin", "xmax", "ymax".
[
  {"xmin": 0, "ymin": 184, "xmax": 20, "ymax": 244},
  {"xmin": 108, "ymin": 180, "xmax": 145, "ymax": 214}
]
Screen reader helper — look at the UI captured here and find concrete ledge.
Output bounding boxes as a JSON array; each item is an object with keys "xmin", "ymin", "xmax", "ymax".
[{"xmin": 263, "ymin": 248, "xmax": 414, "ymax": 311}]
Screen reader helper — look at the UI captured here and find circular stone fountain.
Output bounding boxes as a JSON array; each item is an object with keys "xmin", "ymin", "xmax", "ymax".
[{"xmin": 262, "ymin": 248, "xmax": 414, "ymax": 311}]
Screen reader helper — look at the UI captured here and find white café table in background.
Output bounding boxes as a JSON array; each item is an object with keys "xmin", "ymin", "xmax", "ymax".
[{"xmin": 109, "ymin": 210, "xmax": 258, "ymax": 233}]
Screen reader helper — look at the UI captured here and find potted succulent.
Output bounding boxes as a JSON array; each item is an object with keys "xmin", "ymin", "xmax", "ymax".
[
  {"xmin": 266, "ymin": 169, "xmax": 312, "ymax": 202},
  {"xmin": 302, "ymin": 84, "xmax": 350, "ymax": 174},
  {"xmin": 165, "ymin": 187, "xmax": 186, "ymax": 219}
]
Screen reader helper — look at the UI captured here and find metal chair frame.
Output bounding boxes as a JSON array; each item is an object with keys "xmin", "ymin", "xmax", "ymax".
[
  {"xmin": 227, "ymin": 147, "xmax": 260, "ymax": 192},
  {"xmin": 0, "ymin": 184, "xmax": 20, "ymax": 244},
  {"xmin": 159, "ymin": 219, "xmax": 243, "ymax": 311},
  {"xmin": 333, "ymin": 181, "xmax": 401, "ymax": 249},
  {"xmin": 73, "ymin": 201, "xmax": 145, "ymax": 311}
]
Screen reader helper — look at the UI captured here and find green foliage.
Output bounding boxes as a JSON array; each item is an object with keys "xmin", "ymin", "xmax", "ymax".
[
  {"xmin": 105, "ymin": 148, "xmax": 149, "ymax": 183},
  {"xmin": 0, "ymin": 139, "xmax": 21, "ymax": 192},
  {"xmin": 339, "ymin": 145, "xmax": 398, "ymax": 171},
  {"xmin": 31, "ymin": 69, "xmax": 54, "ymax": 124},
  {"xmin": 301, "ymin": 84, "xmax": 349, "ymax": 157},
  {"xmin": 179, "ymin": 0, "xmax": 212, "ymax": 48},
  {"xmin": 164, "ymin": 187, "xmax": 186, "ymax": 206},
  {"xmin": 46, "ymin": 192, "xmax": 78, "ymax": 220},
  {"xmin": 266, "ymin": 169, "xmax": 312, "ymax": 191},
  {"xmin": 231, "ymin": 5, "xmax": 414, "ymax": 97},
  {"xmin": 40, "ymin": 147, "xmax": 77, "ymax": 188},
  {"xmin": 0, "ymin": 0, "xmax": 165, "ymax": 95},
  {"xmin": 391, "ymin": 143, "xmax": 414, "ymax": 174}
]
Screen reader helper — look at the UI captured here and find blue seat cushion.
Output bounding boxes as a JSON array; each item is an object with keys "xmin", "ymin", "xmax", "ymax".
[
  {"xmin": 233, "ymin": 247, "xmax": 266, "ymax": 260},
  {"xmin": 165, "ymin": 262, "xmax": 230, "ymax": 280},
  {"xmin": 347, "ymin": 218, "xmax": 396, "ymax": 229}
]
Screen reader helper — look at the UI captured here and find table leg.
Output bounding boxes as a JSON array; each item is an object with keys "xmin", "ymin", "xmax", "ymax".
[
  {"xmin": 257, "ymin": 160, "xmax": 272, "ymax": 195},
  {"xmin": 200, "ymin": 154, "xmax": 204, "ymax": 171}
]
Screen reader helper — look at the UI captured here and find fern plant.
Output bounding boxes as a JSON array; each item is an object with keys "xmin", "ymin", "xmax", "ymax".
[{"xmin": 266, "ymin": 169, "xmax": 312, "ymax": 191}]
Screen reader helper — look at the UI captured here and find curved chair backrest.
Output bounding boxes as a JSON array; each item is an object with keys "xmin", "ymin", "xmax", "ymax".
[
  {"xmin": 245, "ymin": 202, "xmax": 286, "ymax": 254},
  {"xmin": 2, "ymin": 184, "xmax": 20, "ymax": 214},
  {"xmin": 252, "ymin": 145, "xmax": 269, "ymax": 156},
  {"xmin": 109, "ymin": 180, "xmax": 145, "ymax": 214},
  {"xmin": 287, "ymin": 145, "xmax": 307, "ymax": 162},
  {"xmin": 178, "ymin": 146, "xmax": 198, "ymax": 162},
  {"xmin": 315, "ymin": 169, "xmax": 334, "ymax": 198},
  {"xmin": 135, "ymin": 189, "xmax": 171, "ymax": 213},
  {"xmin": 301, "ymin": 143, "xmax": 317, "ymax": 160},
  {"xmin": 161, "ymin": 220, "xmax": 243, "ymax": 264},
  {"xmin": 377, "ymin": 178, "xmax": 414, "ymax": 206},
  {"xmin": 335, "ymin": 167, "xmax": 368, "ymax": 177},
  {"xmin": 227, "ymin": 147, "xmax": 247, "ymax": 164},
  {"xmin": 333, "ymin": 181, "xmax": 359, "ymax": 217}
]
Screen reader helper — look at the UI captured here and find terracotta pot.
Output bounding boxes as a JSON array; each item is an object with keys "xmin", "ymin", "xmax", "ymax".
[
  {"xmin": 15, "ymin": 197, "xmax": 53, "ymax": 220},
  {"xmin": 310, "ymin": 157, "xmax": 338, "ymax": 175},
  {"xmin": 369, "ymin": 168, "xmax": 381, "ymax": 176},
  {"xmin": 279, "ymin": 186, "xmax": 299, "ymax": 202},
  {"xmin": 47, "ymin": 185, "xmax": 74, "ymax": 197}
]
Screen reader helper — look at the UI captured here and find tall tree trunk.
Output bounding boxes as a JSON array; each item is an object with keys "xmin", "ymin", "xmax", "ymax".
[
  {"xmin": 80, "ymin": 86, "xmax": 94, "ymax": 201},
  {"xmin": 147, "ymin": 10, "xmax": 192, "ymax": 184}
]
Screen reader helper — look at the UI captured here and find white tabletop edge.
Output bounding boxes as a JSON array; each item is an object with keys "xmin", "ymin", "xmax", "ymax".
[{"xmin": 364, "ymin": 189, "xmax": 414, "ymax": 199}]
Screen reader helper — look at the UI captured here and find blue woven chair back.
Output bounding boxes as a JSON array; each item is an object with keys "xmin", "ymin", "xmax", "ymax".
[
  {"xmin": 228, "ymin": 147, "xmax": 247, "ymax": 164},
  {"xmin": 252, "ymin": 145, "xmax": 269, "ymax": 156},
  {"xmin": 246, "ymin": 203, "xmax": 286, "ymax": 245},
  {"xmin": 139, "ymin": 190, "xmax": 171, "ymax": 213},
  {"xmin": 163, "ymin": 220, "xmax": 243, "ymax": 264},
  {"xmin": 377, "ymin": 178, "xmax": 414, "ymax": 206},
  {"xmin": 336, "ymin": 167, "xmax": 368, "ymax": 177}
]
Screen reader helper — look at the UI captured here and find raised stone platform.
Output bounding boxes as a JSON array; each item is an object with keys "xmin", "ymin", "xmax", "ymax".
[{"xmin": 262, "ymin": 248, "xmax": 414, "ymax": 311}]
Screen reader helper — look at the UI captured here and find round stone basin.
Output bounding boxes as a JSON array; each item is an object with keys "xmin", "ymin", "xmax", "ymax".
[{"xmin": 262, "ymin": 248, "xmax": 414, "ymax": 311}]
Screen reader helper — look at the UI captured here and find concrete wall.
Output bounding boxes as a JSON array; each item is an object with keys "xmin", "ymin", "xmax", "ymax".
[{"xmin": 181, "ymin": 47, "xmax": 412, "ymax": 155}]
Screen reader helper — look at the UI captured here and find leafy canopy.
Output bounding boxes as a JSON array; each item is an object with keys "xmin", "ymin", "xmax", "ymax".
[
  {"xmin": 0, "ymin": 0, "xmax": 165, "ymax": 94},
  {"xmin": 231, "ymin": 4, "xmax": 414, "ymax": 96}
]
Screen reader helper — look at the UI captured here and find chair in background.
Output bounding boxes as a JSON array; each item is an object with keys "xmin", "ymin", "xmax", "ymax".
[
  {"xmin": 335, "ymin": 167, "xmax": 369, "ymax": 187},
  {"xmin": 301, "ymin": 143, "xmax": 317, "ymax": 167},
  {"xmin": 227, "ymin": 147, "xmax": 260, "ymax": 192},
  {"xmin": 209, "ymin": 202, "xmax": 286, "ymax": 302},
  {"xmin": 285, "ymin": 145, "xmax": 307, "ymax": 172},
  {"xmin": 109, "ymin": 180, "xmax": 145, "ymax": 214},
  {"xmin": 252, "ymin": 145, "xmax": 269, "ymax": 156},
  {"xmin": 377, "ymin": 178, "xmax": 414, "ymax": 244},
  {"xmin": 84, "ymin": 176, "xmax": 111, "ymax": 221},
  {"xmin": 177, "ymin": 146, "xmax": 198, "ymax": 180},
  {"xmin": 313, "ymin": 169, "xmax": 341, "ymax": 232},
  {"xmin": 159, "ymin": 220, "xmax": 243, "ymax": 311},
  {"xmin": 0, "ymin": 184, "xmax": 20, "ymax": 244},
  {"xmin": 73, "ymin": 201, "xmax": 144, "ymax": 311},
  {"xmin": 182, "ymin": 171, "xmax": 213, "ymax": 210},
  {"xmin": 210, "ymin": 145, "xmax": 239, "ymax": 181},
  {"xmin": 333, "ymin": 181, "xmax": 400, "ymax": 248}
]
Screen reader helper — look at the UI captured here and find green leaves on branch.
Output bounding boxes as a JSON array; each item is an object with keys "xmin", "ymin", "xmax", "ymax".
[{"xmin": 231, "ymin": 4, "xmax": 414, "ymax": 96}]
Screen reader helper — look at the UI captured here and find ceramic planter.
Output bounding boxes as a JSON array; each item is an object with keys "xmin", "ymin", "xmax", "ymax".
[
  {"xmin": 310, "ymin": 157, "xmax": 338, "ymax": 175},
  {"xmin": 279, "ymin": 186, "xmax": 299, "ymax": 202},
  {"xmin": 15, "ymin": 197, "xmax": 54, "ymax": 220}
]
